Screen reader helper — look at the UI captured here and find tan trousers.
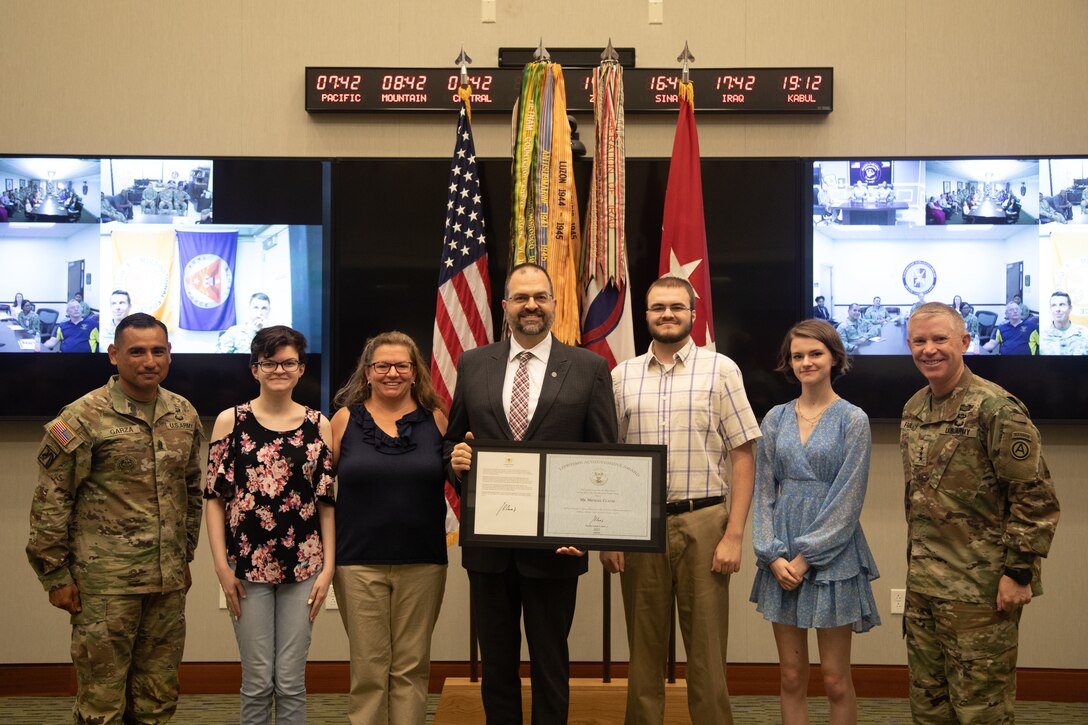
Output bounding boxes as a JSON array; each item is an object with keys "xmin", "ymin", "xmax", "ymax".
[
  {"xmin": 335, "ymin": 564, "xmax": 446, "ymax": 725},
  {"xmin": 620, "ymin": 504, "xmax": 732, "ymax": 725}
]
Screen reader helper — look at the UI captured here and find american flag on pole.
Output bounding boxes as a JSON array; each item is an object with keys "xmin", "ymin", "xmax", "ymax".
[{"xmin": 431, "ymin": 92, "xmax": 494, "ymax": 541}]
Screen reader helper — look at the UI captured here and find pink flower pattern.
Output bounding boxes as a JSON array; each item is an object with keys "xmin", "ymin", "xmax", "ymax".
[{"xmin": 203, "ymin": 404, "xmax": 334, "ymax": 584}]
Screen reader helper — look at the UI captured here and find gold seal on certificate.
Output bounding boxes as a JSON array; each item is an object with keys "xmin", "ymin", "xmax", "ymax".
[{"xmin": 462, "ymin": 440, "xmax": 667, "ymax": 552}]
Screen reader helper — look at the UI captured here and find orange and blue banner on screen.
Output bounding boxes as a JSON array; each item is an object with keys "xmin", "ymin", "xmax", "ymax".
[{"xmin": 177, "ymin": 230, "xmax": 239, "ymax": 331}]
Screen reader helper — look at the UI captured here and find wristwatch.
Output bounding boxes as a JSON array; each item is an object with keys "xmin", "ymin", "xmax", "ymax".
[{"xmin": 1003, "ymin": 567, "xmax": 1032, "ymax": 586}]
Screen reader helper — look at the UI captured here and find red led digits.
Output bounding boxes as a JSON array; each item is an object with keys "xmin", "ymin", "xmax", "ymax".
[
  {"xmin": 715, "ymin": 75, "xmax": 755, "ymax": 91},
  {"xmin": 782, "ymin": 74, "xmax": 821, "ymax": 103}
]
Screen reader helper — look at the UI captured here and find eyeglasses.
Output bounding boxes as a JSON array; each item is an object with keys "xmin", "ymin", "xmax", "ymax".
[
  {"xmin": 256, "ymin": 359, "xmax": 301, "ymax": 372},
  {"xmin": 507, "ymin": 293, "xmax": 553, "ymax": 306},
  {"xmin": 369, "ymin": 361, "xmax": 414, "ymax": 374},
  {"xmin": 647, "ymin": 304, "xmax": 691, "ymax": 315}
]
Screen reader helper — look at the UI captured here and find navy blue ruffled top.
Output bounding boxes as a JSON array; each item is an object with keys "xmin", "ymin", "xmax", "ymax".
[{"xmin": 334, "ymin": 404, "xmax": 448, "ymax": 565}]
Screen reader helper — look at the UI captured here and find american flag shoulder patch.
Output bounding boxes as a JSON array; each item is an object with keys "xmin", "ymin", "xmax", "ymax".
[{"xmin": 46, "ymin": 417, "xmax": 79, "ymax": 450}]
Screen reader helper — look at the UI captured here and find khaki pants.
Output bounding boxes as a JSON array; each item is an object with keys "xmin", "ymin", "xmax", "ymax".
[
  {"xmin": 905, "ymin": 590, "xmax": 1022, "ymax": 724},
  {"xmin": 70, "ymin": 590, "xmax": 186, "ymax": 725},
  {"xmin": 620, "ymin": 504, "xmax": 732, "ymax": 725},
  {"xmin": 335, "ymin": 564, "xmax": 446, "ymax": 725}
]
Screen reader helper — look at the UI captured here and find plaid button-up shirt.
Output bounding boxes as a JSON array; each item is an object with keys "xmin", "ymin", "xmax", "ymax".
[{"xmin": 612, "ymin": 339, "xmax": 761, "ymax": 501}]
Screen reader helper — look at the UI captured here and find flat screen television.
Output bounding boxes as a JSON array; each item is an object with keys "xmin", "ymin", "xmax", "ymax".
[
  {"xmin": 0, "ymin": 156, "xmax": 327, "ymax": 418},
  {"xmin": 808, "ymin": 156, "xmax": 1088, "ymax": 421}
]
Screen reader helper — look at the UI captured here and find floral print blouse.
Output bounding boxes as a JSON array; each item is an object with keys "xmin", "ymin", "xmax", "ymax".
[{"xmin": 204, "ymin": 403, "xmax": 335, "ymax": 583}]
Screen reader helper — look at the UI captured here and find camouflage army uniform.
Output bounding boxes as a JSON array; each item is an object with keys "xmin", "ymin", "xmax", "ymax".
[
  {"xmin": 863, "ymin": 304, "xmax": 888, "ymax": 325},
  {"xmin": 900, "ymin": 368, "xmax": 1059, "ymax": 724},
  {"xmin": 215, "ymin": 322, "xmax": 259, "ymax": 353},
  {"xmin": 1038, "ymin": 322, "xmax": 1088, "ymax": 355},
  {"xmin": 141, "ymin": 185, "xmax": 158, "ymax": 213},
  {"xmin": 836, "ymin": 317, "xmax": 871, "ymax": 352},
  {"xmin": 27, "ymin": 375, "xmax": 204, "ymax": 724},
  {"xmin": 101, "ymin": 195, "xmax": 127, "ymax": 223},
  {"xmin": 963, "ymin": 312, "xmax": 980, "ymax": 340}
]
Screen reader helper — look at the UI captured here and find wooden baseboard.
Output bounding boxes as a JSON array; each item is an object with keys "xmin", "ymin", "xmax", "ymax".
[{"xmin": 1, "ymin": 662, "xmax": 1083, "ymax": 703}]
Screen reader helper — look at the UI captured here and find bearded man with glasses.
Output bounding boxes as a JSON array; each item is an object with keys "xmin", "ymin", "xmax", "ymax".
[{"xmin": 445, "ymin": 262, "xmax": 618, "ymax": 725}]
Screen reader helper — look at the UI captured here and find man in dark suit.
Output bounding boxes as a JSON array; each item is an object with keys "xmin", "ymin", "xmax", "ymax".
[{"xmin": 447, "ymin": 262, "xmax": 618, "ymax": 724}]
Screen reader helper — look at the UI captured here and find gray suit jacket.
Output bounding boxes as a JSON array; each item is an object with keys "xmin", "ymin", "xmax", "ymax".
[{"xmin": 445, "ymin": 336, "xmax": 618, "ymax": 577}]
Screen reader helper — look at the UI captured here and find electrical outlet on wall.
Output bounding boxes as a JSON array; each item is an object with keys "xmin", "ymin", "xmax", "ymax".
[{"xmin": 890, "ymin": 588, "xmax": 906, "ymax": 615}]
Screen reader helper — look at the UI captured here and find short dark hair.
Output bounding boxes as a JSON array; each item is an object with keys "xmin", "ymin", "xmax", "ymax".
[
  {"xmin": 114, "ymin": 313, "xmax": 168, "ymax": 345},
  {"xmin": 250, "ymin": 292, "xmax": 271, "ymax": 304},
  {"xmin": 250, "ymin": 325, "xmax": 308, "ymax": 365},
  {"xmin": 505, "ymin": 262, "xmax": 553, "ymax": 297},
  {"xmin": 815, "ymin": 295, "xmax": 825, "ymax": 303},
  {"xmin": 1051, "ymin": 290, "xmax": 1072, "ymax": 306},
  {"xmin": 775, "ymin": 319, "xmax": 850, "ymax": 383},
  {"xmin": 110, "ymin": 289, "xmax": 131, "ymax": 304},
  {"xmin": 647, "ymin": 275, "xmax": 696, "ymax": 309}
]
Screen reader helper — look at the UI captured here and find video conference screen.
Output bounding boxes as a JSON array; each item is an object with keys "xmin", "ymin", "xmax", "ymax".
[
  {"xmin": 0, "ymin": 157, "xmax": 325, "ymax": 356},
  {"xmin": 811, "ymin": 157, "xmax": 1088, "ymax": 357}
]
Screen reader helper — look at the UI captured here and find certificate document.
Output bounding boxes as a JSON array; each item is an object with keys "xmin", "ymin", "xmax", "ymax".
[
  {"xmin": 462, "ymin": 440, "xmax": 666, "ymax": 552},
  {"xmin": 472, "ymin": 451, "xmax": 540, "ymax": 536},
  {"xmin": 543, "ymin": 454, "xmax": 652, "ymax": 540}
]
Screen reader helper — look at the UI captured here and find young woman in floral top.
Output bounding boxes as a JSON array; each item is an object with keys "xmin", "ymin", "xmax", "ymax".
[{"xmin": 205, "ymin": 325, "xmax": 335, "ymax": 725}]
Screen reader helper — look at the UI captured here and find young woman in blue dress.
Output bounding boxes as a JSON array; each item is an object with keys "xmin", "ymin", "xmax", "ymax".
[{"xmin": 750, "ymin": 319, "xmax": 880, "ymax": 725}]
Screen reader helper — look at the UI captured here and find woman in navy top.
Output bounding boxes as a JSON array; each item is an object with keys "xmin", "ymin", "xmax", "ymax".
[
  {"xmin": 750, "ymin": 320, "xmax": 880, "ymax": 725},
  {"xmin": 205, "ymin": 326, "xmax": 335, "ymax": 725},
  {"xmin": 331, "ymin": 330, "xmax": 449, "ymax": 725}
]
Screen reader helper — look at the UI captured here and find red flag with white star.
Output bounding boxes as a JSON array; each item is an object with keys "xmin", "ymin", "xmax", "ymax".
[{"xmin": 659, "ymin": 82, "xmax": 715, "ymax": 349}]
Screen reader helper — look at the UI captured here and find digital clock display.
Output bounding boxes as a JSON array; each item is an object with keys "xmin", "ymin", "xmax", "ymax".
[{"xmin": 305, "ymin": 67, "xmax": 832, "ymax": 114}]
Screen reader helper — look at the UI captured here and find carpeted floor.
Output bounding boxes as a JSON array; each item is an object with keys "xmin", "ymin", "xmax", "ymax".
[{"xmin": 1, "ymin": 694, "xmax": 1084, "ymax": 723}]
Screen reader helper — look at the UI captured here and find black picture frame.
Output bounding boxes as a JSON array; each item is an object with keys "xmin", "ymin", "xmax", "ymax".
[{"xmin": 461, "ymin": 439, "xmax": 667, "ymax": 552}]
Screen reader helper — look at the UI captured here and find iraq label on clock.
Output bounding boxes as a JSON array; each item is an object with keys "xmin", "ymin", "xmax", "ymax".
[{"xmin": 305, "ymin": 67, "xmax": 833, "ymax": 114}]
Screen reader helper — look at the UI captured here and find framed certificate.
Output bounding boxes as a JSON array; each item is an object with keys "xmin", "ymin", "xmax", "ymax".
[{"xmin": 461, "ymin": 440, "xmax": 667, "ymax": 552}]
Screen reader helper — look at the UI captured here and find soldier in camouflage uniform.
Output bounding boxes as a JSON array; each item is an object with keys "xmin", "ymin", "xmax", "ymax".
[
  {"xmin": 1039, "ymin": 291, "xmax": 1088, "ymax": 356},
  {"xmin": 27, "ymin": 313, "xmax": 204, "ymax": 724},
  {"xmin": 961, "ymin": 303, "xmax": 980, "ymax": 342},
  {"xmin": 141, "ymin": 183, "xmax": 159, "ymax": 214},
  {"xmin": 836, "ymin": 303, "xmax": 872, "ymax": 352},
  {"xmin": 901, "ymin": 303, "xmax": 1059, "ymax": 723},
  {"xmin": 215, "ymin": 292, "xmax": 271, "ymax": 353},
  {"xmin": 862, "ymin": 295, "xmax": 889, "ymax": 325}
]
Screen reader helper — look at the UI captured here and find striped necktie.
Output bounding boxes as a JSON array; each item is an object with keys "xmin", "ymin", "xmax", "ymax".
[{"xmin": 508, "ymin": 351, "xmax": 533, "ymax": 441}]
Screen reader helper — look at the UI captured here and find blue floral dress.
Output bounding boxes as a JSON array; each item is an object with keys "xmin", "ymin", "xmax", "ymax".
[{"xmin": 749, "ymin": 399, "xmax": 881, "ymax": 632}]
